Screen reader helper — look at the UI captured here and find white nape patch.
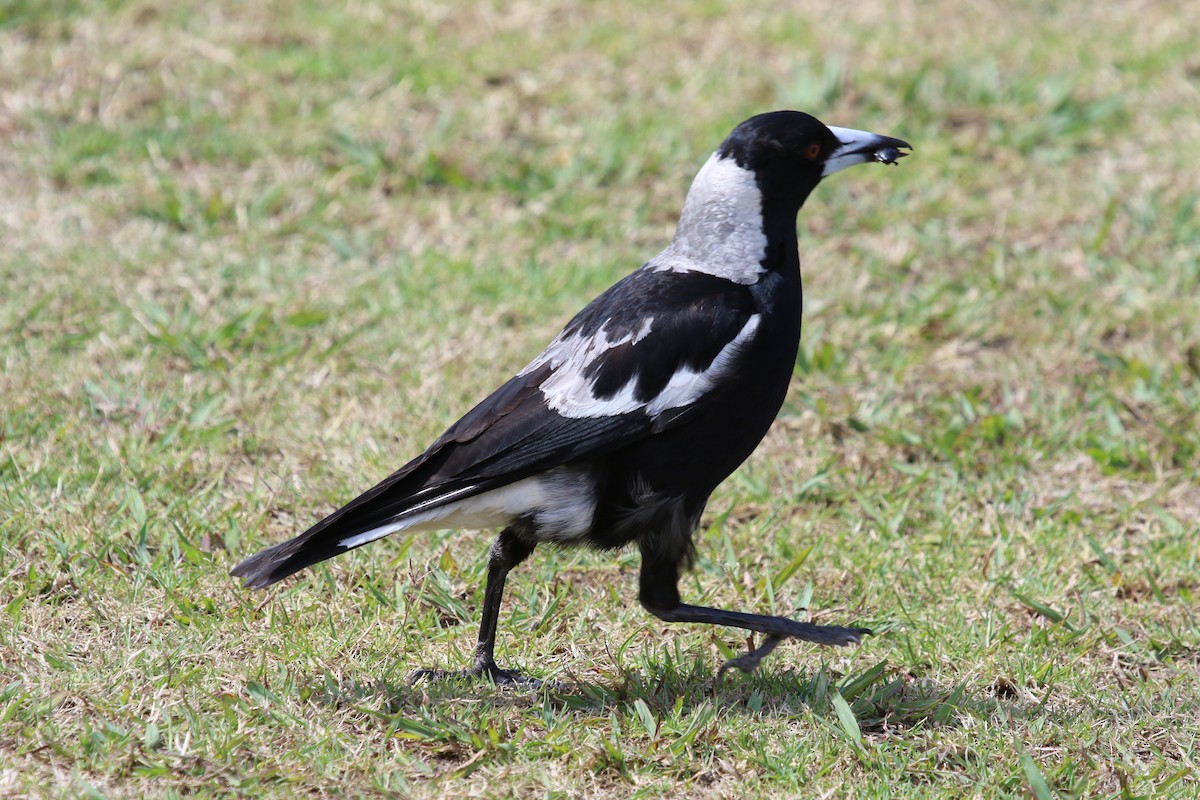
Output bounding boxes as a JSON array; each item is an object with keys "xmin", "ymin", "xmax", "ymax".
[
  {"xmin": 528, "ymin": 314, "xmax": 762, "ymax": 419},
  {"xmin": 649, "ymin": 154, "xmax": 767, "ymax": 285},
  {"xmin": 336, "ymin": 467, "xmax": 597, "ymax": 550},
  {"xmin": 822, "ymin": 126, "xmax": 884, "ymax": 178}
]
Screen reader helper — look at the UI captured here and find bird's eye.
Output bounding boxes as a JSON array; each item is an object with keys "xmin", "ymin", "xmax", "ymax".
[{"xmin": 805, "ymin": 143, "xmax": 822, "ymax": 159}]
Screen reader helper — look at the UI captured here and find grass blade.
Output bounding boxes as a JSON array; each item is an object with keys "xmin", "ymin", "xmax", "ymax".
[
  {"xmin": 830, "ymin": 690, "xmax": 862, "ymax": 749},
  {"xmin": 1019, "ymin": 752, "xmax": 1055, "ymax": 800}
]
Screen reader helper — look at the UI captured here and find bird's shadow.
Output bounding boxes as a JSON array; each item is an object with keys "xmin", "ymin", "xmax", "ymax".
[{"xmin": 306, "ymin": 651, "xmax": 1049, "ymax": 737}]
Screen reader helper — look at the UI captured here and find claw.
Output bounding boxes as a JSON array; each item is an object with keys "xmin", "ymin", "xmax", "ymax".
[
  {"xmin": 714, "ymin": 623, "xmax": 873, "ymax": 684},
  {"xmin": 716, "ymin": 634, "xmax": 785, "ymax": 681},
  {"xmin": 408, "ymin": 665, "xmax": 563, "ymax": 690}
]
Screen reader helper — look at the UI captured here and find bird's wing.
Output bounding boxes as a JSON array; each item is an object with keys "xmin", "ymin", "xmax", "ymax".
[
  {"xmin": 231, "ymin": 269, "xmax": 758, "ymax": 586},
  {"xmin": 328, "ymin": 268, "xmax": 760, "ymax": 519}
]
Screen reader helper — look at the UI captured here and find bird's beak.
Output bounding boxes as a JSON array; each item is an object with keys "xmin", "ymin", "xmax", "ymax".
[{"xmin": 822, "ymin": 126, "xmax": 912, "ymax": 178}]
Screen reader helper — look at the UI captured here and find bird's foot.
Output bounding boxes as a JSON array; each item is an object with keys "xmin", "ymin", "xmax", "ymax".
[
  {"xmin": 714, "ymin": 621, "xmax": 873, "ymax": 680},
  {"xmin": 408, "ymin": 662, "xmax": 553, "ymax": 689},
  {"xmin": 773, "ymin": 620, "xmax": 873, "ymax": 648},
  {"xmin": 717, "ymin": 634, "xmax": 785, "ymax": 679}
]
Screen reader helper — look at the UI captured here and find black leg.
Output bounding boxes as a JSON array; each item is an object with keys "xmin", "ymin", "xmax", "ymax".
[
  {"xmin": 638, "ymin": 549, "xmax": 870, "ymax": 676},
  {"xmin": 410, "ymin": 527, "xmax": 538, "ymax": 686},
  {"xmin": 471, "ymin": 528, "xmax": 536, "ymax": 680}
]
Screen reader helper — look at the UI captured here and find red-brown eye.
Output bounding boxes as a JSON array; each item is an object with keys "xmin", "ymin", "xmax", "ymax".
[{"xmin": 805, "ymin": 143, "xmax": 821, "ymax": 159}]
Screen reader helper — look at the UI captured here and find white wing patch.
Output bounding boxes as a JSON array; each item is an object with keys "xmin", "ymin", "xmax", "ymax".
[
  {"xmin": 336, "ymin": 467, "xmax": 598, "ymax": 549},
  {"xmin": 649, "ymin": 153, "xmax": 767, "ymax": 285},
  {"xmin": 523, "ymin": 313, "xmax": 761, "ymax": 419}
]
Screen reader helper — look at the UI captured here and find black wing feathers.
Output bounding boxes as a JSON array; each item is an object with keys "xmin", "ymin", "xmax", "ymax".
[
  {"xmin": 231, "ymin": 267, "xmax": 760, "ymax": 588},
  {"xmin": 569, "ymin": 270, "xmax": 757, "ymax": 404}
]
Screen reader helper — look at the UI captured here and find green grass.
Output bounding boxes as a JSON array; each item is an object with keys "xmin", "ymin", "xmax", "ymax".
[{"xmin": 3, "ymin": 1, "xmax": 1199, "ymax": 797}]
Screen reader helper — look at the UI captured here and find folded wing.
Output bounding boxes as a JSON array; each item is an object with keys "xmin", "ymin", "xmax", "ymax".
[{"xmin": 231, "ymin": 268, "xmax": 758, "ymax": 587}]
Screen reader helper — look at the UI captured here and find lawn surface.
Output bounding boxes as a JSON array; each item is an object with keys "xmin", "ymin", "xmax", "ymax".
[{"xmin": 2, "ymin": 1, "xmax": 1199, "ymax": 797}]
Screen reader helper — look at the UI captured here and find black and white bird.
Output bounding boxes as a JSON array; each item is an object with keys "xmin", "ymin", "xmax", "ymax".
[{"xmin": 233, "ymin": 111, "xmax": 910, "ymax": 683}]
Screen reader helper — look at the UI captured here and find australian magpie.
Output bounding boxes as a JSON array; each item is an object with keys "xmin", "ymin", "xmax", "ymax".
[{"xmin": 232, "ymin": 111, "xmax": 911, "ymax": 683}]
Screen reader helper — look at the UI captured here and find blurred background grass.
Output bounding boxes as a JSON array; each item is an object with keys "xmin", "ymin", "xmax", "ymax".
[{"xmin": 2, "ymin": 1, "xmax": 1198, "ymax": 797}]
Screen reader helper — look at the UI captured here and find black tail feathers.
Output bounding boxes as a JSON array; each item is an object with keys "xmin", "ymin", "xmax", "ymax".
[{"xmin": 230, "ymin": 531, "xmax": 351, "ymax": 589}]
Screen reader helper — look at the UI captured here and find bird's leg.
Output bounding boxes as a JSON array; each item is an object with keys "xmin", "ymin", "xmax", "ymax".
[
  {"xmin": 409, "ymin": 527, "xmax": 537, "ymax": 686},
  {"xmin": 470, "ymin": 527, "xmax": 537, "ymax": 683},
  {"xmin": 638, "ymin": 551, "xmax": 870, "ymax": 676}
]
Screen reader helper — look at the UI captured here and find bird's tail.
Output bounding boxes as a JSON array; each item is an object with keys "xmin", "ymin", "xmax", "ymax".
[
  {"xmin": 230, "ymin": 463, "xmax": 490, "ymax": 590},
  {"xmin": 229, "ymin": 532, "xmax": 341, "ymax": 589}
]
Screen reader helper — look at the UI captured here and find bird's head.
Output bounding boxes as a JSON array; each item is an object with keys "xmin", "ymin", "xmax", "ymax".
[
  {"xmin": 665, "ymin": 110, "xmax": 911, "ymax": 282},
  {"xmin": 715, "ymin": 110, "xmax": 911, "ymax": 216}
]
